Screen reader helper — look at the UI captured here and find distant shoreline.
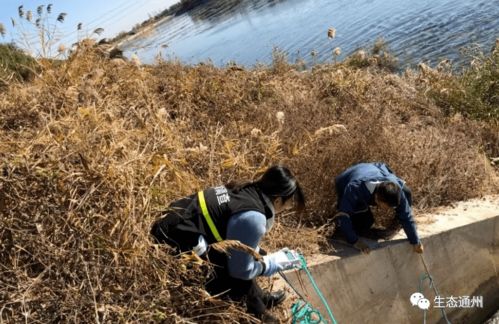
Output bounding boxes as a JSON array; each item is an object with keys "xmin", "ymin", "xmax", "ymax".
[
  {"xmin": 109, "ymin": 0, "xmax": 205, "ymax": 47},
  {"xmin": 112, "ymin": 15, "xmax": 173, "ymax": 48}
]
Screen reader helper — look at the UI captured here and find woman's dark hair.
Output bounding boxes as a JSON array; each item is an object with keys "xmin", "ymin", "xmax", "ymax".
[
  {"xmin": 375, "ymin": 181, "xmax": 401, "ymax": 207},
  {"xmin": 227, "ymin": 165, "xmax": 305, "ymax": 211}
]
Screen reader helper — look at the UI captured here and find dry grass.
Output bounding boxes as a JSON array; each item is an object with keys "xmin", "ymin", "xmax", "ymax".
[
  {"xmin": 211, "ymin": 240, "xmax": 262, "ymax": 261},
  {"xmin": 0, "ymin": 42, "xmax": 497, "ymax": 322}
]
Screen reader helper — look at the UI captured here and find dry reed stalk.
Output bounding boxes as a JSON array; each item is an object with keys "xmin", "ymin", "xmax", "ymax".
[
  {"xmin": 211, "ymin": 240, "xmax": 262, "ymax": 261},
  {"xmin": 327, "ymin": 27, "xmax": 336, "ymax": 39}
]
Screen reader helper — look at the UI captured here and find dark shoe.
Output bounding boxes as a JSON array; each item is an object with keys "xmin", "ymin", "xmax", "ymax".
[
  {"xmin": 260, "ymin": 311, "xmax": 280, "ymax": 323},
  {"xmin": 263, "ymin": 290, "xmax": 286, "ymax": 309}
]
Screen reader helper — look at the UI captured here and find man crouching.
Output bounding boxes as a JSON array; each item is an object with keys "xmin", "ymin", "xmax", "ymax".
[{"xmin": 332, "ymin": 162, "xmax": 423, "ymax": 254}]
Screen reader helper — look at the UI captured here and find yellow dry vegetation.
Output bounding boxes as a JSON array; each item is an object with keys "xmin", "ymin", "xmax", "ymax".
[{"xmin": 0, "ymin": 42, "xmax": 497, "ymax": 322}]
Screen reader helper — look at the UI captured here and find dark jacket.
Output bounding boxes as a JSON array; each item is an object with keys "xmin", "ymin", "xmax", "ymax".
[
  {"xmin": 151, "ymin": 185, "xmax": 274, "ymax": 251},
  {"xmin": 335, "ymin": 162, "xmax": 420, "ymax": 244}
]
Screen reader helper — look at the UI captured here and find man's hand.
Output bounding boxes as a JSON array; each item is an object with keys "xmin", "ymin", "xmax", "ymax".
[
  {"xmin": 353, "ymin": 240, "xmax": 371, "ymax": 254},
  {"xmin": 413, "ymin": 242, "xmax": 424, "ymax": 254}
]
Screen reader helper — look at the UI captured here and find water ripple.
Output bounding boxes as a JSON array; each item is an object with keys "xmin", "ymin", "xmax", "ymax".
[{"xmin": 122, "ymin": 0, "xmax": 499, "ymax": 68}]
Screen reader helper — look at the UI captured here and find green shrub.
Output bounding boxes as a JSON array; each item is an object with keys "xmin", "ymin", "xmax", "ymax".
[
  {"xmin": 346, "ymin": 38, "xmax": 399, "ymax": 72},
  {"xmin": 418, "ymin": 45, "xmax": 498, "ymax": 120},
  {"xmin": 0, "ymin": 43, "xmax": 38, "ymax": 84}
]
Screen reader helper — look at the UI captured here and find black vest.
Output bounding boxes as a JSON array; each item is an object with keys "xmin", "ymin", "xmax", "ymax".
[{"xmin": 169, "ymin": 185, "xmax": 274, "ymax": 245}]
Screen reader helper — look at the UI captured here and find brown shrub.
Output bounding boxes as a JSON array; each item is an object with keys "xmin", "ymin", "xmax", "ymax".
[{"xmin": 0, "ymin": 44, "xmax": 497, "ymax": 322}]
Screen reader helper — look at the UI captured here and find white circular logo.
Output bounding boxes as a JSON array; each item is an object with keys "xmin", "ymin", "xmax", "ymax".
[
  {"xmin": 410, "ymin": 292, "xmax": 425, "ymax": 306},
  {"xmin": 417, "ymin": 298, "xmax": 431, "ymax": 310}
]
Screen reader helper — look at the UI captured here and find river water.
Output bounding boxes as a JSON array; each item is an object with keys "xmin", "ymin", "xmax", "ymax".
[{"xmin": 121, "ymin": 0, "xmax": 499, "ymax": 68}]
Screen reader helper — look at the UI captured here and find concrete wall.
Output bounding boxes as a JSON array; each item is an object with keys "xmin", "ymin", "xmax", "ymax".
[{"xmin": 284, "ymin": 215, "xmax": 499, "ymax": 324}]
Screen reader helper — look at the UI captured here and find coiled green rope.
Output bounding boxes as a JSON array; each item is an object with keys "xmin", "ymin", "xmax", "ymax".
[
  {"xmin": 291, "ymin": 300, "xmax": 325, "ymax": 324},
  {"xmin": 288, "ymin": 254, "xmax": 338, "ymax": 324}
]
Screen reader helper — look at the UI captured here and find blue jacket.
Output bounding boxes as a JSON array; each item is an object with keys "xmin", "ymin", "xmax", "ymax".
[
  {"xmin": 226, "ymin": 210, "xmax": 267, "ymax": 280},
  {"xmin": 335, "ymin": 162, "xmax": 420, "ymax": 245},
  {"xmin": 225, "ymin": 193, "xmax": 277, "ymax": 280}
]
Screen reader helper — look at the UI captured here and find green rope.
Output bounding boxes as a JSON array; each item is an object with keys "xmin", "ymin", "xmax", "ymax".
[
  {"xmin": 289, "ymin": 253, "xmax": 338, "ymax": 324},
  {"xmin": 291, "ymin": 300, "xmax": 324, "ymax": 324},
  {"xmin": 418, "ymin": 273, "xmax": 432, "ymax": 294},
  {"xmin": 418, "ymin": 272, "xmax": 451, "ymax": 324},
  {"xmin": 418, "ymin": 273, "xmax": 431, "ymax": 324}
]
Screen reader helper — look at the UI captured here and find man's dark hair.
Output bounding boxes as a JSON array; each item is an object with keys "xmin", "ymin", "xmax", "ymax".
[{"xmin": 375, "ymin": 181, "xmax": 401, "ymax": 207}]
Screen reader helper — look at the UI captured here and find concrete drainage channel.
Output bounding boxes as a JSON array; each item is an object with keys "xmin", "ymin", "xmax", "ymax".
[{"xmin": 280, "ymin": 197, "xmax": 499, "ymax": 324}]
